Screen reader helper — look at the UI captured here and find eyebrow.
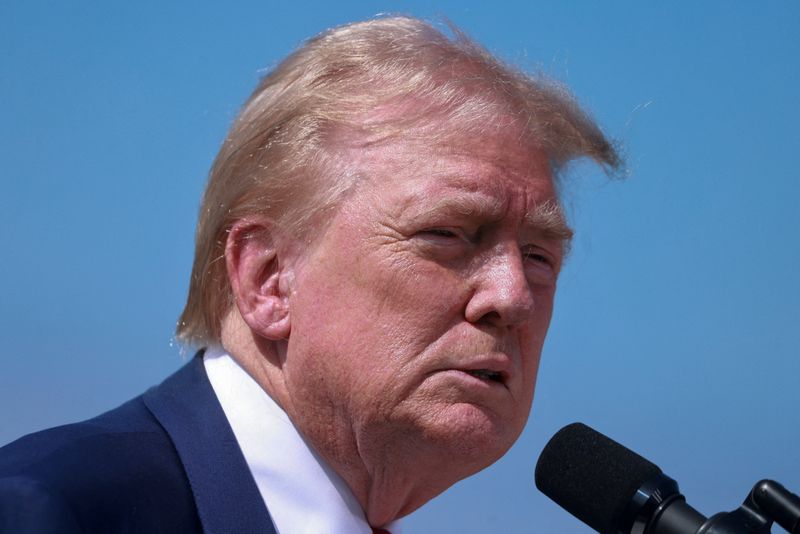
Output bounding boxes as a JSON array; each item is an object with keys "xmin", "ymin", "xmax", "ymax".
[
  {"xmin": 402, "ymin": 193, "xmax": 573, "ymax": 243},
  {"xmin": 523, "ymin": 199, "xmax": 574, "ymax": 242}
]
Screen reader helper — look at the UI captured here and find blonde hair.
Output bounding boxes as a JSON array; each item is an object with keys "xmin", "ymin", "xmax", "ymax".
[{"xmin": 176, "ymin": 15, "xmax": 620, "ymax": 346}]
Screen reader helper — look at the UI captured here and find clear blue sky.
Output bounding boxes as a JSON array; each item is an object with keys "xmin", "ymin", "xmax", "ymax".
[{"xmin": 2, "ymin": 2, "xmax": 798, "ymax": 532}]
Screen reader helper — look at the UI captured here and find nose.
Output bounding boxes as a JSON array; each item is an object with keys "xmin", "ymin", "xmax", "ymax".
[{"xmin": 464, "ymin": 245, "xmax": 536, "ymax": 329}]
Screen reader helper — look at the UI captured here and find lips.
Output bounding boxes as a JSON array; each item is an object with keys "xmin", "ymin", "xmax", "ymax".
[
  {"xmin": 455, "ymin": 353, "xmax": 512, "ymax": 387},
  {"xmin": 465, "ymin": 369, "xmax": 504, "ymax": 383},
  {"xmin": 434, "ymin": 346, "xmax": 514, "ymax": 388}
]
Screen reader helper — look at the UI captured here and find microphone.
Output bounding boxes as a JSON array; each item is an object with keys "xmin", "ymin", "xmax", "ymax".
[{"xmin": 535, "ymin": 423, "xmax": 800, "ymax": 534}]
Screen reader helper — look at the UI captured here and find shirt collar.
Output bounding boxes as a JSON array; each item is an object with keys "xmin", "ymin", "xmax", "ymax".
[{"xmin": 204, "ymin": 347, "xmax": 401, "ymax": 534}]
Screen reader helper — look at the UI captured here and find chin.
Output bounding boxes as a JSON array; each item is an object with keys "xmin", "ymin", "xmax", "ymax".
[{"xmin": 421, "ymin": 402, "xmax": 523, "ymax": 470}]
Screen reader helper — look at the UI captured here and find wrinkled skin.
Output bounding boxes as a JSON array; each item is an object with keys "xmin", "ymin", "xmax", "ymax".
[{"xmin": 269, "ymin": 130, "xmax": 568, "ymax": 523}]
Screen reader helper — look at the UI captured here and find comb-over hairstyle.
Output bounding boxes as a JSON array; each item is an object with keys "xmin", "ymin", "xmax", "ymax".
[{"xmin": 177, "ymin": 15, "xmax": 620, "ymax": 346}]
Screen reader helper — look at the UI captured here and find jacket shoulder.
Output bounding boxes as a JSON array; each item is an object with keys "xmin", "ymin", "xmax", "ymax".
[
  {"xmin": 0, "ymin": 476, "xmax": 83, "ymax": 533},
  {"xmin": 0, "ymin": 396, "xmax": 201, "ymax": 533}
]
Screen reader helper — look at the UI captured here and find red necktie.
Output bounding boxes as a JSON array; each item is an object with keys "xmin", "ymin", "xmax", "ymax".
[{"xmin": 372, "ymin": 529, "xmax": 392, "ymax": 534}]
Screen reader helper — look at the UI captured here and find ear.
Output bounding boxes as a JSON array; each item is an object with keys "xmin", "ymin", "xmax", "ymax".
[{"xmin": 225, "ymin": 219, "xmax": 294, "ymax": 340}]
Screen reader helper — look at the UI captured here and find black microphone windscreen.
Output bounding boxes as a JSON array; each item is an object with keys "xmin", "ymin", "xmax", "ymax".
[{"xmin": 535, "ymin": 423, "xmax": 662, "ymax": 534}]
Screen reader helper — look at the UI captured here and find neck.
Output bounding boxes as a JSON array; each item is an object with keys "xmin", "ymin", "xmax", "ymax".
[{"xmin": 220, "ymin": 313, "xmax": 471, "ymax": 527}]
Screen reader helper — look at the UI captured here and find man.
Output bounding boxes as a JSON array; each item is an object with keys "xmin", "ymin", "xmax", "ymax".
[{"xmin": 0, "ymin": 16, "xmax": 618, "ymax": 533}]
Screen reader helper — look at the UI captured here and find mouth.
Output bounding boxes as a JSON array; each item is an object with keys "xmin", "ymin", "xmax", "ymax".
[{"xmin": 464, "ymin": 368, "xmax": 505, "ymax": 384}]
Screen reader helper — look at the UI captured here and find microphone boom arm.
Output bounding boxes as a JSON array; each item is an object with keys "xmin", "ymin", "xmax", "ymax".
[{"xmin": 697, "ymin": 479, "xmax": 800, "ymax": 534}]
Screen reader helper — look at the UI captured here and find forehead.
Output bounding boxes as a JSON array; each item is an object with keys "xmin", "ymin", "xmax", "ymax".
[{"xmin": 350, "ymin": 128, "xmax": 558, "ymax": 215}]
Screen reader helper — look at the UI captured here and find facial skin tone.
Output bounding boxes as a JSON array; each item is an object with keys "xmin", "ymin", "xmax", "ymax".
[{"xmin": 223, "ymin": 124, "xmax": 570, "ymax": 526}]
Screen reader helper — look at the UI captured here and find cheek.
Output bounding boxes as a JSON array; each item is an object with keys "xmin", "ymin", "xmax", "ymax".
[
  {"xmin": 345, "ymin": 251, "xmax": 471, "ymax": 346},
  {"xmin": 376, "ymin": 254, "xmax": 470, "ymax": 313},
  {"xmin": 516, "ymin": 290, "xmax": 554, "ymax": 380}
]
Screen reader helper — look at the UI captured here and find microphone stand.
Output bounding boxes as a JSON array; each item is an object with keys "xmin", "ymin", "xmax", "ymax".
[
  {"xmin": 642, "ymin": 479, "xmax": 800, "ymax": 534},
  {"xmin": 694, "ymin": 480, "xmax": 800, "ymax": 534}
]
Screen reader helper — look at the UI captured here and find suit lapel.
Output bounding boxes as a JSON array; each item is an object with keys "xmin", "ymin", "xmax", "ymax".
[{"xmin": 143, "ymin": 353, "xmax": 277, "ymax": 534}]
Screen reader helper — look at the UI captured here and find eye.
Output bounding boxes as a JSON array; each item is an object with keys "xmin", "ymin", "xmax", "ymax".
[
  {"xmin": 521, "ymin": 246, "xmax": 555, "ymax": 268},
  {"xmin": 421, "ymin": 228, "xmax": 460, "ymax": 239},
  {"xmin": 521, "ymin": 246, "xmax": 559, "ymax": 285},
  {"xmin": 414, "ymin": 227, "xmax": 473, "ymax": 255}
]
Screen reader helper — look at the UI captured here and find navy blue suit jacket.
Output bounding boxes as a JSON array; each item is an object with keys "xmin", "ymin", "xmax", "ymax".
[{"xmin": 0, "ymin": 355, "xmax": 277, "ymax": 533}]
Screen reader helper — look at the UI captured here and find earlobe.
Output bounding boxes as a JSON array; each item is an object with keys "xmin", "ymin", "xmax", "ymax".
[{"xmin": 225, "ymin": 219, "xmax": 293, "ymax": 340}]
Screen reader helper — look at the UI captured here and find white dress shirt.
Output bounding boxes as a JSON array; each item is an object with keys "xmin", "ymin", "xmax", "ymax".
[{"xmin": 204, "ymin": 347, "xmax": 401, "ymax": 534}]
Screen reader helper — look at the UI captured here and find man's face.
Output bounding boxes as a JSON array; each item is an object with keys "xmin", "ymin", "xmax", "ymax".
[{"xmin": 281, "ymin": 127, "xmax": 567, "ymax": 477}]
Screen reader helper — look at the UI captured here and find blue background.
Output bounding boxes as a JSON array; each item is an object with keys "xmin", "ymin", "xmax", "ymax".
[{"xmin": 2, "ymin": 2, "xmax": 798, "ymax": 532}]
